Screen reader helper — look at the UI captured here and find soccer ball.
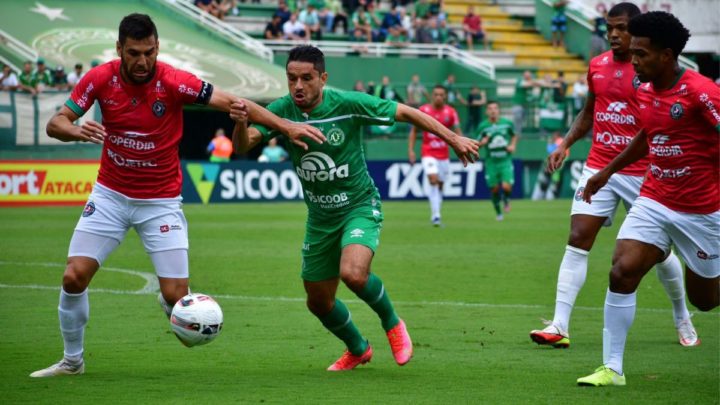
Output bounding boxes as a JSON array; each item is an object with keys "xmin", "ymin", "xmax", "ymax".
[{"xmin": 170, "ymin": 293, "xmax": 223, "ymax": 347}]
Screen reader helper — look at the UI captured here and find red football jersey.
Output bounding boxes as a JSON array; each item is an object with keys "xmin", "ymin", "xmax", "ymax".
[
  {"xmin": 66, "ymin": 60, "xmax": 211, "ymax": 199},
  {"xmin": 636, "ymin": 69, "xmax": 720, "ymax": 214},
  {"xmin": 419, "ymin": 103, "xmax": 459, "ymax": 160},
  {"xmin": 586, "ymin": 51, "xmax": 649, "ymax": 176}
]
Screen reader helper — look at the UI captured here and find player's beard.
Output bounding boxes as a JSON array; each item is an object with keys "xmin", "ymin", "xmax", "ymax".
[{"xmin": 121, "ymin": 58, "xmax": 155, "ymax": 85}]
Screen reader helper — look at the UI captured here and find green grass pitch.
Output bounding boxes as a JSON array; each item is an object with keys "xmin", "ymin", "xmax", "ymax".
[{"xmin": 0, "ymin": 200, "xmax": 717, "ymax": 404}]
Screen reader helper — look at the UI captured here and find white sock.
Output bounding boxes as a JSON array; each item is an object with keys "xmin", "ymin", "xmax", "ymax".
[
  {"xmin": 58, "ymin": 288, "xmax": 89, "ymax": 363},
  {"xmin": 655, "ymin": 252, "xmax": 690, "ymax": 325},
  {"xmin": 428, "ymin": 184, "xmax": 441, "ymax": 219},
  {"xmin": 552, "ymin": 245, "xmax": 589, "ymax": 332},
  {"xmin": 603, "ymin": 289, "xmax": 636, "ymax": 376}
]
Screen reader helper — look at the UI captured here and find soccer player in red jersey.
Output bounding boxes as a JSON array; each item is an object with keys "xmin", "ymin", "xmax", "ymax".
[
  {"xmin": 530, "ymin": 3, "xmax": 694, "ymax": 349},
  {"xmin": 30, "ymin": 14, "xmax": 324, "ymax": 378},
  {"xmin": 408, "ymin": 85, "xmax": 462, "ymax": 227},
  {"xmin": 578, "ymin": 11, "xmax": 720, "ymax": 386}
]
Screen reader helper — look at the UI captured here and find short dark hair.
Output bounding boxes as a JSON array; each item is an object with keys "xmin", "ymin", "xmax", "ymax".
[
  {"xmin": 486, "ymin": 100, "xmax": 500, "ymax": 108},
  {"xmin": 432, "ymin": 84, "xmax": 447, "ymax": 93},
  {"xmin": 119, "ymin": 13, "xmax": 158, "ymax": 45},
  {"xmin": 287, "ymin": 45, "xmax": 325, "ymax": 74},
  {"xmin": 628, "ymin": 11, "xmax": 690, "ymax": 59},
  {"xmin": 608, "ymin": 2, "xmax": 641, "ymax": 19}
]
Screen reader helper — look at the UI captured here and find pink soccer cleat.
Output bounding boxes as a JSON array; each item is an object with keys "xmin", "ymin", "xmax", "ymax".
[
  {"xmin": 327, "ymin": 344, "xmax": 373, "ymax": 371},
  {"xmin": 387, "ymin": 319, "xmax": 413, "ymax": 365}
]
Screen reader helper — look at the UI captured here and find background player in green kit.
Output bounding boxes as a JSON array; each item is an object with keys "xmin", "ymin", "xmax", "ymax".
[
  {"xmin": 476, "ymin": 101, "xmax": 518, "ymax": 221},
  {"xmin": 231, "ymin": 45, "xmax": 480, "ymax": 371}
]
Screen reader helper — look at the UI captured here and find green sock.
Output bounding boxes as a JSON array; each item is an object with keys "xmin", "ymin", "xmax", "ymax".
[
  {"xmin": 502, "ymin": 191, "xmax": 510, "ymax": 206},
  {"xmin": 491, "ymin": 192, "xmax": 501, "ymax": 215},
  {"xmin": 318, "ymin": 299, "xmax": 368, "ymax": 355},
  {"xmin": 356, "ymin": 273, "xmax": 400, "ymax": 331}
]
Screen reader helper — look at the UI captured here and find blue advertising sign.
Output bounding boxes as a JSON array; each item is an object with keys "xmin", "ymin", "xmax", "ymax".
[{"xmin": 181, "ymin": 160, "xmax": 524, "ymax": 203}]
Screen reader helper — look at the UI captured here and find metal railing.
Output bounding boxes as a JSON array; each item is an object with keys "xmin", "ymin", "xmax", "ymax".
[
  {"xmin": 159, "ymin": 0, "xmax": 273, "ymax": 62},
  {"xmin": 0, "ymin": 28, "xmax": 38, "ymax": 65},
  {"xmin": 260, "ymin": 40, "xmax": 496, "ymax": 80}
]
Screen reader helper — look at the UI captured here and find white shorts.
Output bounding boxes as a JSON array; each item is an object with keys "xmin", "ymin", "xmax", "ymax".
[
  {"xmin": 571, "ymin": 166, "xmax": 643, "ymax": 226},
  {"xmin": 618, "ymin": 197, "xmax": 720, "ymax": 279},
  {"xmin": 421, "ymin": 157, "xmax": 450, "ymax": 182},
  {"xmin": 70, "ymin": 183, "xmax": 189, "ymax": 262}
]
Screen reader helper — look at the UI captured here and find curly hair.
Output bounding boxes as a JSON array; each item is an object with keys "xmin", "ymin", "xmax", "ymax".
[{"xmin": 628, "ymin": 11, "xmax": 690, "ymax": 59}]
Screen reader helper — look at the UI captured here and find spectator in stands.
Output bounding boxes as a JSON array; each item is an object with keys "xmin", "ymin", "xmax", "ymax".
[
  {"xmin": 427, "ymin": 17, "xmax": 449, "ymax": 44},
  {"xmin": 366, "ymin": 80, "xmax": 376, "ymax": 95},
  {"xmin": 538, "ymin": 73, "xmax": 566, "ymax": 132},
  {"xmin": 0, "ymin": 64, "xmax": 19, "ymax": 91},
  {"xmin": 465, "ymin": 85, "xmax": 487, "ymax": 134},
  {"xmin": 375, "ymin": 76, "xmax": 404, "ymax": 102},
  {"xmin": 551, "ymin": 0, "xmax": 568, "ymax": 48},
  {"xmin": 381, "ymin": 6, "xmax": 405, "ymax": 40},
  {"xmin": 351, "ymin": 4, "xmax": 375, "ymax": 42},
  {"xmin": 590, "ymin": 5, "xmax": 608, "ymax": 58},
  {"xmin": 207, "ymin": 128, "xmax": 234, "ymax": 163},
  {"xmin": 18, "ymin": 61, "xmax": 37, "ymax": 95},
  {"xmin": 406, "ymin": 74, "xmax": 429, "ymax": 108},
  {"xmin": 66, "ymin": 63, "xmax": 84, "ymax": 89},
  {"xmin": 415, "ymin": 0, "xmax": 432, "ymax": 19},
  {"xmin": 259, "ymin": 137, "xmax": 289, "ymax": 162},
  {"xmin": 414, "ymin": 18, "xmax": 432, "ymax": 44},
  {"xmin": 274, "ymin": 1, "xmax": 292, "ymax": 26},
  {"xmin": 299, "ymin": 3, "xmax": 323, "ymax": 40},
  {"xmin": 572, "ymin": 75, "xmax": 588, "ymax": 113},
  {"xmin": 283, "ymin": 12, "xmax": 307, "ymax": 40},
  {"xmin": 398, "ymin": 6, "xmax": 414, "ymax": 41},
  {"xmin": 265, "ymin": 15, "xmax": 284, "ymax": 39},
  {"xmin": 386, "ymin": 26, "xmax": 409, "ymax": 48},
  {"xmin": 462, "ymin": 6, "xmax": 489, "ymax": 51},
  {"xmin": 443, "ymin": 74, "xmax": 465, "ymax": 106},
  {"xmin": 511, "ymin": 70, "xmax": 538, "ymax": 134},
  {"xmin": 352, "ymin": 80, "xmax": 366, "ymax": 92},
  {"xmin": 552, "ymin": 71, "xmax": 567, "ymax": 103},
  {"xmin": 194, "ymin": 0, "xmax": 233, "ymax": 20},
  {"xmin": 52, "ymin": 66, "xmax": 69, "ymax": 91},
  {"xmin": 33, "ymin": 58, "xmax": 53, "ymax": 93},
  {"xmin": 325, "ymin": 0, "xmax": 348, "ymax": 34}
]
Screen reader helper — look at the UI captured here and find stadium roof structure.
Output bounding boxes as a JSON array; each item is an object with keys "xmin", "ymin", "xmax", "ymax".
[{"xmin": 0, "ymin": 0, "xmax": 286, "ymax": 102}]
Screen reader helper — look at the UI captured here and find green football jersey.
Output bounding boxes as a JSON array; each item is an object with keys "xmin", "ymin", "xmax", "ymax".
[
  {"xmin": 253, "ymin": 88, "xmax": 397, "ymax": 219},
  {"xmin": 475, "ymin": 117, "xmax": 515, "ymax": 160}
]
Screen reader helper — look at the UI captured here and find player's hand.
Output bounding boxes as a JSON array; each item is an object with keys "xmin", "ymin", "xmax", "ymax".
[
  {"xmin": 582, "ymin": 171, "xmax": 610, "ymax": 203},
  {"xmin": 285, "ymin": 123, "xmax": 326, "ymax": 151},
  {"xmin": 450, "ymin": 136, "xmax": 481, "ymax": 167},
  {"xmin": 546, "ymin": 145, "xmax": 568, "ymax": 173},
  {"xmin": 506, "ymin": 144, "xmax": 516, "ymax": 154},
  {"xmin": 78, "ymin": 120, "xmax": 106, "ymax": 144},
  {"xmin": 229, "ymin": 100, "xmax": 248, "ymax": 124},
  {"xmin": 408, "ymin": 150, "xmax": 416, "ymax": 164}
]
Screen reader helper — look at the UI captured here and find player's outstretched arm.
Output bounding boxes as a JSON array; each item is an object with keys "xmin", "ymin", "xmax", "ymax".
[
  {"xmin": 583, "ymin": 130, "xmax": 648, "ymax": 203},
  {"xmin": 47, "ymin": 105, "xmax": 105, "ymax": 144},
  {"xmin": 229, "ymin": 100, "xmax": 262, "ymax": 154},
  {"xmin": 547, "ymin": 92, "xmax": 596, "ymax": 173},
  {"xmin": 243, "ymin": 98, "xmax": 325, "ymax": 150},
  {"xmin": 396, "ymin": 103, "xmax": 480, "ymax": 166}
]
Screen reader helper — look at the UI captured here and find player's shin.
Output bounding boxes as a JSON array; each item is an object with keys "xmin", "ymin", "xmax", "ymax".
[
  {"xmin": 603, "ymin": 290, "xmax": 636, "ymax": 375},
  {"xmin": 318, "ymin": 299, "xmax": 368, "ymax": 355},
  {"xmin": 356, "ymin": 273, "xmax": 400, "ymax": 331},
  {"xmin": 58, "ymin": 288, "xmax": 89, "ymax": 363},
  {"xmin": 655, "ymin": 252, "xmax": 690, "ymax": 324},
  {"xmin": 553, "ymin": 245, "xmax": 589, "ymax": 331}
]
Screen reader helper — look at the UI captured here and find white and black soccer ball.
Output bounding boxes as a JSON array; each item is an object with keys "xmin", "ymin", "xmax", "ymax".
[{"xmin": 170, "ymin": 293, "xmax": 223, "ymax": 347}]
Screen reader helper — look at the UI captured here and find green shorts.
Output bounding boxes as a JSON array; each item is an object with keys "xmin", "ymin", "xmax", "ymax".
[
  {"xmin": 301, "ymin": 198, "xmax": 383, "ymax": 282},
  {"xmin": 484, "ymin": 159, "xmax": 514, "ymax": 188}
]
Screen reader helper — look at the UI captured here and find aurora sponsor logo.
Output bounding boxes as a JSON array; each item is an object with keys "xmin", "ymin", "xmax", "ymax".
[{"xmin": 296, "ymin": 152, "xmax": 349, "ymax": 182}]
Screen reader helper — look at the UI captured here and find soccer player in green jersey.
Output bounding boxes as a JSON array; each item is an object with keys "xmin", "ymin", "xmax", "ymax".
[
  {"xmin": 231, "ymin": 45, "xmax": 480, "ymax": 371},
  {"xmin": 475, "ymin": 101, "xmax": 518, "ymax": 221}
]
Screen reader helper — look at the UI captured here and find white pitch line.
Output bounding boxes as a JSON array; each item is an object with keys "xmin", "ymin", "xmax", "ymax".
[{"xmin": 1, "ymin": 262, "xmax": 717, "ymax": 316}]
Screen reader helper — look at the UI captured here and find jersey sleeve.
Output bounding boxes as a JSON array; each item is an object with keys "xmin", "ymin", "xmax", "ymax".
[
  {"xmin": 65, "ymin": 68, "xmax": 102, "ymax": 116},
  {"xmin": 251, "ymin": 97, "xmax": 290, "ymax": 141},
  {"xmin": 173, "ymin": 69, "xmax": 213, "ymax": 105},
  {"xmin": 347, "ymin": 92, "xmax": 397, "ymax": 126},
  {"xmin": 696, "ymin": 84, "xmax": 720, "ymax": 133}
]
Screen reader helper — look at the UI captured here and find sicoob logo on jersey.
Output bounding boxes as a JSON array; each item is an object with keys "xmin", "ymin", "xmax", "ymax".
[
  {"xmin": 152, "ymin": 100, "xmax": 166, "ymax": 117},
  {"xmin": 82, "ymin": 201, "xmax": 95, "ymax": 217},
  {"xmin": 670, "ymin": 103, "xmax": 684, "ymax": 120}
]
